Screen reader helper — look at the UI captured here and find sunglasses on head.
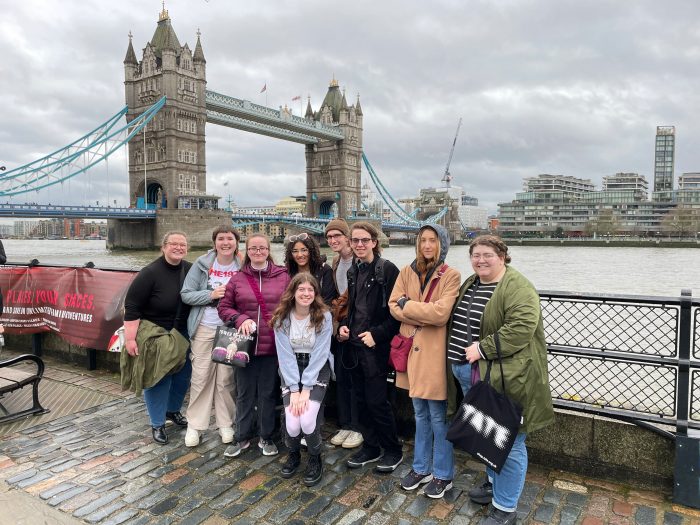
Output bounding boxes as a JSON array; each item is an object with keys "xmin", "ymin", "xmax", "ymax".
[{"xmin": 287, "ymin": 233, "xmax": 309, "ymax": 243}]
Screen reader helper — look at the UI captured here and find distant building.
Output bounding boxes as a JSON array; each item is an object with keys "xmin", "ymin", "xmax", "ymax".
[
  {"xmin": 275, "ymin": 196, "xmax": 306, "ymax": 216},
  {"xmin": 360, "ymin": 183, "xmax": 383, "ymax": 219},
  {"xmin": 14, "ymin": 221, "xmax": 39, "ymax": 238},
  {"xmin": 654, "ymin": 126, "xmax": 675, "ymax": 194},
  {"xmin": 678, "ymin": 173, "xmax": 700, "ymax": 190}
]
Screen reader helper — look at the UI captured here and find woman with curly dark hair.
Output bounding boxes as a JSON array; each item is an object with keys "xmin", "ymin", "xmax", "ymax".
[
  {"xmin": 283, "ymin": 233, "xmax": 336, "ymax": 306},
  {"xmin": 271, "ymin": 273, "xmax": 333, "ymax": 486}
]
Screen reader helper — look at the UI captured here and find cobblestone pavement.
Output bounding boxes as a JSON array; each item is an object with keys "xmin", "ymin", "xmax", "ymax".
[{"xmin": 1, "ymin": 354, "xmax": 699, "ymax": 524}]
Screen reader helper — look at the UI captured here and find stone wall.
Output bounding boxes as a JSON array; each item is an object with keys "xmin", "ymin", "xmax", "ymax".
[{"xmin": 106, "ymin": 219, "xmax": 155, "ymax": 249}]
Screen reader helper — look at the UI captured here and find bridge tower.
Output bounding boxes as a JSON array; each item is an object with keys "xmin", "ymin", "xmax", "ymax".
[
  {"xmin": 123, "ymin": 6, "xmax": 209, "ymax": 210},
  {"xmin": 305, "ymin": 79, "xmax": 363, "ymax": 219}
]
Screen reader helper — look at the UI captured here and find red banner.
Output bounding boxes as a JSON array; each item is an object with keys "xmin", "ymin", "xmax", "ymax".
[{"xmin": 0, "ymin": 266, "xmax": 137, "ymax": 350}]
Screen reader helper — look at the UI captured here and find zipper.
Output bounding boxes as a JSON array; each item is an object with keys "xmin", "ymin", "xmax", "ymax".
[{"xmin": 254, "ymin": 270, "xmax": 262, "ymax": 355}]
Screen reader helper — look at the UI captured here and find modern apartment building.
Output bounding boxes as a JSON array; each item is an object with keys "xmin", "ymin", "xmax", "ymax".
[{"xmin": 654, "ymin": 126, "xmax": 675, "ymax": 193}]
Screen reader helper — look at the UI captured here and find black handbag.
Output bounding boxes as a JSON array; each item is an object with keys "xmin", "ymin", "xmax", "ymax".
[
  {"xmin": 446, "ymin": 333, "xmax": 523, "ymax": 473},
  {"xmin": 211, "ymin": 326, "xmax": 255, "ymax": 367}
]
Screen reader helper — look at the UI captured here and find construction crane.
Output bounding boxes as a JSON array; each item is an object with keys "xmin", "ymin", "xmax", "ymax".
[{"xmin": 441, "ymin": 118, "xmax": 462, "ymax": 188}]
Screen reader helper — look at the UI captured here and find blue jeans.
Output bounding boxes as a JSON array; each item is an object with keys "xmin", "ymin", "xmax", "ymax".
[
  {"xmin": 451, "ymin": 362, "xmax": 472, "ymax": 395},
  {"xmin": 412, "ymin": 398, "xmax": 454, "ymax": 481},
  {"xmin": 487, "ymin": 432, "xmax": 528, "ymax": 512},
  {"xmin": 143, "ymin": 355, "xmax": 192, "ymax": 427}
]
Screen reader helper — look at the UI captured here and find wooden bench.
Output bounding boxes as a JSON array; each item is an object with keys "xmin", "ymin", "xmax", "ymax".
[{"xmin": 0, "ymin": 354, "xmax": 49, "ymax": 424}]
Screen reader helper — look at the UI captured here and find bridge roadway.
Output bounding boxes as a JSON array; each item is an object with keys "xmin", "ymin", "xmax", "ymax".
[{"xmin": 0, "ymin": 205, "xmax": 423, "ymax": 233}]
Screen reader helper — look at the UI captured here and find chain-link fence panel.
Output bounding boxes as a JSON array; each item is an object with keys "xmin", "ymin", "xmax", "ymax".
[
  {"xmin": 542, "ymin": 298, "xmax": 677, "ymax": 357},
  {"xmin": 548, "ymin": 354, "xmax": 677, "ymax": 417}
]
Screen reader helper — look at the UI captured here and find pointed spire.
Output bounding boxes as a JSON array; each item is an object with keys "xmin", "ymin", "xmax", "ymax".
[
  {"xmin": 193, "ymin": 29, "xmax": 206, "ymax": 63},
  {"xmin": 124, "ymin": 31, "xmax": 138, "ymax": 64},
  {"xmin": 305, "ymin": 96, "xmax": 314, "ymax": 119},
  {"xmin": 159, "ymin": 1, "xmax": 169, "ymax": 21},
  {"xmin": 340, "ymin": 88, "xmax": 348, "ymax": 110},
  {"xmin": 329, "ymin": 74, "xmax": 339, "ymax": 88},
  {"xmin": 355, "ymin": 93, "xmax": 363, "ymax": 116}
]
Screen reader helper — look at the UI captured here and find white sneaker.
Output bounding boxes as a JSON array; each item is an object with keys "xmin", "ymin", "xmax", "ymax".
[
  {"xmin": 184, "ymin": 427, "xmax": 200, "ymax": 447},
  {"xmin": 219, "ymin": 427, "xmax": 234, "ymax": 444},
  {"xmin": 330, "ymin": 429, "xmax": 351, "ymax": 446},
  {"xmin": 342, "ymin": 431, "xmax": 364, "ymax": 449}
]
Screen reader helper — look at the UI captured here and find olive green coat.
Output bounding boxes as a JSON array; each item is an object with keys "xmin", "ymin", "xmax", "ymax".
[{"xmin": 447, "ymin": 266, "xmax": 554, "ymax": 434}]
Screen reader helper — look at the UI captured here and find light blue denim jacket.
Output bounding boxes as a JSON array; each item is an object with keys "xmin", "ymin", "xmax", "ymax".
[
  {"xmin": 181, "ymin": 249, "xmax": 241, "ymax": 337},
  {"xmin": 275, "ymin": 311, "xmax": 334, "ymax": 392}
]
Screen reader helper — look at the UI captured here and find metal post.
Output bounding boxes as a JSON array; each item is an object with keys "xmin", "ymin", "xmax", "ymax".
[
  {"xmin": 673, "ymin": 288, "xmax": 699, "ymax": 508},
  {"xmin": 87, "ymin": 348, "xmax": 97, "ymax": 371},
  {"xmin": 31, "ymin": 333, "xmax": 42, "ymax": 357}
]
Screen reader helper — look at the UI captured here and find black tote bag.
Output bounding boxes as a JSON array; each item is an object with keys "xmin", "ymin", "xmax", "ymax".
[{"xmin": 446, "ymin": 333, "xmax": 523, "ymax": 473}]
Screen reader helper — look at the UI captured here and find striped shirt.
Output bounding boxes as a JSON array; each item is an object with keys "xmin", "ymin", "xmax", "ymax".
[{"xmin": 447, "ymin": 280, "xmax": 498, "ymax": 363}]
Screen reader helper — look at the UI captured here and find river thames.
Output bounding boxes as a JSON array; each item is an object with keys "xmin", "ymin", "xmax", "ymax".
[{"xmin": 3, "ymin": 238, "xmax": 700, "ymax": 298}]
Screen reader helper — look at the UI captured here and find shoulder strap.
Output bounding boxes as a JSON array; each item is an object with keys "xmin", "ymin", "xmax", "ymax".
[
  {"xmin": 244, "ymin": 272, "xmax": 272, "ymax": 323},
  {"xmin": 423, "ymin": 264, "xmax": 448, "ymax": 303},
  {"xmin": 173, "ymin": 263, "xmax": 187, "ymax": 327}
]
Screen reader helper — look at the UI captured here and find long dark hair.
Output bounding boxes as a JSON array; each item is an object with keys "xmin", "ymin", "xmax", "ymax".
[
  {"xmin": 284, "ymin": 235, "xmax": 324, "ymax": 276},
  {"xmin": 270, "ymin": 273, "xmax": 328, "ymax": 333}
]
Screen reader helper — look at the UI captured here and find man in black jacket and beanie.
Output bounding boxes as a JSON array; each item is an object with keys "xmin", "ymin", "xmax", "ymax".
[{"xmin": 338, "ymin": 222, "xmax": 402, "ymax": 472}]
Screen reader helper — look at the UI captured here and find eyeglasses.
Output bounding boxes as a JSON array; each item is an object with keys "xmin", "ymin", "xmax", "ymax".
[
  {"xmin": 291, "ymin": 248, "xmax": 309, "ymax": 255},
  {"xmin": 247, "ymin": 246, "xmax": 269, "ymax": 253},
  {"xmin": 288, "ymin": 233, "xmax": 309, "ymax": 243},
  {"xmin": 470, "ymin": 253, "xmax": 497, "ymax": 260},
  {"xmin": 326, "ymin": 233, "xmax": 344, "ymax": 241},
  {"xmin": 350, "ymin": 237, "xmax": 373, "ymax": 245},
  {"xmin": 166, "ymin": 242, "xmax": 187, "ymax": 248}
]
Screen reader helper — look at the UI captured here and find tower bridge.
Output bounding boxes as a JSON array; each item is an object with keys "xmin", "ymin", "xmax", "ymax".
[{"xmin": 1, "ymin": 6, "xmax": 450, "ymax": 248}]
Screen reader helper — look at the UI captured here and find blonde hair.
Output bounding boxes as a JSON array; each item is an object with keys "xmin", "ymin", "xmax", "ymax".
[{"xmin": 415, "ymin": 226, "xmax": 441, "ymax": 275}]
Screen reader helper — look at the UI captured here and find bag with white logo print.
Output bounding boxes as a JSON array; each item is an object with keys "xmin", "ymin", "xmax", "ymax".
[{"xmin": 446, "ymin": 333, "xmax": 522, "ymax": 473}]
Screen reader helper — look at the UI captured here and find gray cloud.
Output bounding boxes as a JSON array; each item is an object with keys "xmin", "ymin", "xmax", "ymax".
[{"xmin": 2, "ymin": 0, "xmax": 700, "ymax": 214}]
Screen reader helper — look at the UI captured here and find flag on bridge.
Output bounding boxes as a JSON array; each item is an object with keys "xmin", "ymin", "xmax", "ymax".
[
  {"xmin": 291, "ymin": 95, "xmax": 301, "ymax": 101},
  {"xmin": 260, "ymin": 83, "xmax": 267, "ymax": 93}
]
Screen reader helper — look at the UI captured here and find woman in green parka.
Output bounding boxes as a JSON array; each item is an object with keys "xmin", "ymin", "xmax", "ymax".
[{"xmin": 446, "ymin": 235, "xmax": 554, "ymax": 525}]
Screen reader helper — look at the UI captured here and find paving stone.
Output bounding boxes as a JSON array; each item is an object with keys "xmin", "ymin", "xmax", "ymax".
[
  {"xmin": 178, "ymin": 508, "xmax": 214, "ymax": 525},
  {"xmin": 16, "ymin": 471, "xmax": 53, "ymax": 488},
  {"xmin": 88, "ymin": 471, "xmax": 121, "ymax": 486},
  {"xmin": 196, "ymin": 457, "xmax": 228, "ymax": 475},
  {"xmin": 166, "ymin": 472, "xmax": 196, "ymax": 492},
  {"xmin": 134, "ymin": 488, "xmax": 174, "ymax": 510},
  {"xmin": 117, "ymin": 455, "xmax": 153, "ymax": 473},
  {"xmin": 444, "ymin": 487, "xmax": 463, "ymax": 504},
  {"xmin": 39, "ymin": 482, "xmax": 78, "ymax": 500},
  {"xmin": 635, "ymin": 506, "xmax": 657, "ymax": 525},
  {"xmin": 366, "ymin": 511, "xmax": 390, "ymax": 525},
  {"xmin": 84, "ymin": 501, "xmax": 127, "ymax": 524},
  {"xmin": 565, "ymin": 492, "xmax": 589, "ymax": 507},
  {"xmin": 220, "ymin": 503, "xmax": 247, "ymax": 519},
  {"xmin": 269, "ymin": 500, "xmax": 301, "ymax": 523},
  {"xmin": 7, "ymin": 468, "xmax": 38, "ymax": 484},
  {"xmin": 336, "ymin": 508, "xmax": 367, "ymax": 525},
  {"xmin": 73, "ymin": 490, "xmax": 123, "ymax": 518},
  {"xmin": 516, "ymin": 502, "xmax": 532, "ymax": 520},
  {"xmin": 95, "ymin": 478, "xmax": 127, "ymax": 493},
  {"xmin": 241, "ymin": 488, "xmax": 266, "ymax": 505},
  {"xmin": 248, "ymin": 501, "xmax": 275, "ymax": 519},
  {"xmin": 274, "ymin": 489, "xmax": 293, "ymax": 502},
  {"xmin": 381, "ymin": 492, "xmax": 406, "ymax": 513},
  {"xmin": 406, "ymin": 496, "xmax": 431, "ymax": 517},
  {"xmin": 535, "ymin": 502, "xmax": 557, "ymax": 523},
  {"xmin": 173, "ymin": 496, "xmax": 205, "ymax": 517},
  {"xmin": 209, "ymin": 488, "xmax": 243, "ymax": 509},
  {"xmin": 663, "ymin": 512, "xmax": 683, "ymax": 525},
  {"xmin": 457, "ymin": 499, "xmax": 484, "ymax": 517},
  {"xmin": 97, "ymin": 507, "xmax": 140, "ymax": 525},
  {"xmin": 147, "ymin": 464, "xmax": 177, "ymax": 478},
  {"xmin": 375, "ymin": 478, "xmax": 395, "ymax": 495},
  {"xmin": 122, "ymin": 482, "xmax": 161, "ymax": 504},
  {"xmin": 200, "ymin": 481, "xmax": 234, "ymax": 499},
  {"xmin": 559, "ymin": 505, "xmax": 582, "ymax": 525},
  {"xmin": 300, "ymin": 495, "xmax": 333, "ymax": 518},
  {"xmin": 326, "ymin": 475, "xmax": 356, "ymax": 497},
  {"xmin": 317, "ymin": 502, "xmax": 348, "ymax": 524},
  {"xmin": 543, "ymin": 488, "xmax": 564, "ymax": 505},
  {"xmin": 47, "ymin": 485, "xmax": 90, "ymax": 506},
  {"xmin": 450, "ymin": 516, "xmax": 472, "ymax": 525},
  {"xmin": 148, "ymin": 494, "xmax": 179, "ymax": 515}
]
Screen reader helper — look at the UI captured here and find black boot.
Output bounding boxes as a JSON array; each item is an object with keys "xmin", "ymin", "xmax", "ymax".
[
  {"xmin": 151, "ymin": 425, "xmax": 168, "ymax": 445},
  {"xmin": 303, "ymin": 454, "xmax": 323, "ymax": 487},
  {"xmin": 281, "ymin": 450, "xmax": 301, "ymax": 479}
]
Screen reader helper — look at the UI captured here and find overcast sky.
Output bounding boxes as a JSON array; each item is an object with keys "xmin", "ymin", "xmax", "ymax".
[{"xmin": 2, "ymin": 0, "xmax": 700, "ymax": 214}]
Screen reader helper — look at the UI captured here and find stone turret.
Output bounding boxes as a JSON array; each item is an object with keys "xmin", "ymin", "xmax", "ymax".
[{"xmin": 305, "ymin": 77, "xmax": 364, "ymax": 219}]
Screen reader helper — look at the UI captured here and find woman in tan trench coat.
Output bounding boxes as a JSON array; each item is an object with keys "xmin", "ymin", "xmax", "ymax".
[{"xmin": 389, "ymin": 224, "xmax": 461, "ymax": 499}]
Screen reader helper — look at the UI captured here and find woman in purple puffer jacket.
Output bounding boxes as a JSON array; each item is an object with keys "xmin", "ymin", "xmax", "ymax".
[{"xmin": 218, "ymin": 232, "xmax": 290, "ymax": 458}]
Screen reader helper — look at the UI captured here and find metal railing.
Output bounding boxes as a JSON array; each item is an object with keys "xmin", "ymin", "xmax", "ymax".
[{"xmin": 540, "ymin": 289, "xmax": 700, "ymax": 436}]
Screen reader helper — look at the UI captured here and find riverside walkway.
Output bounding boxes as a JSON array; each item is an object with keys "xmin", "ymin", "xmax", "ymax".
[{"xmin": 0, "ymin": 349, "xmax": 698, "ymax": 525}]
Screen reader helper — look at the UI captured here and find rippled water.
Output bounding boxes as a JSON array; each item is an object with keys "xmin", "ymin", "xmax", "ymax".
[{"xmin": 3, "ymin": 239, "xmax": 699, "ymax": 297}]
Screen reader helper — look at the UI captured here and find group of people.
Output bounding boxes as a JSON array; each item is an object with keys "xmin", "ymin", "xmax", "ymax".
[{"xmin": 122, "ymin": 220, "xmax": 553, "ymax": 524}]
